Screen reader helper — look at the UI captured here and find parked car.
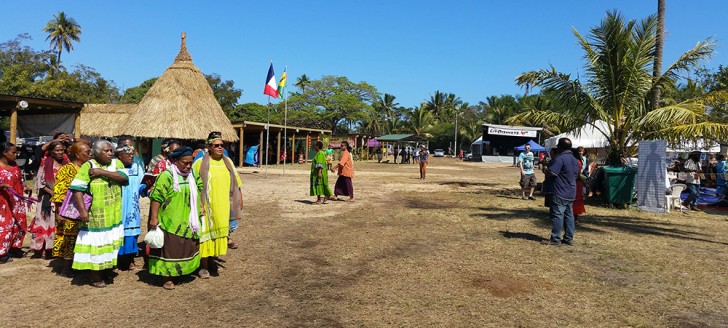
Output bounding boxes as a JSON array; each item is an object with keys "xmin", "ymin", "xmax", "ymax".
[
  {"xmin": 433, "ymin": 149, "xmax": 445, "ymax": 157},
  {"xmin": 464, "ymin": 152, "xmax": 472, "ymax": 161}
]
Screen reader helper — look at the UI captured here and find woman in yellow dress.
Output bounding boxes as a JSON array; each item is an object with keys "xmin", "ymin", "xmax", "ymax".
[{"xmin": 192, "ymin": 132, "xmax": 242, "ymax": 278}]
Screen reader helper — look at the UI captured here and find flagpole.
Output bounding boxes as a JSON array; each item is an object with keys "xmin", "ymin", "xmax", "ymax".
[
  {"xmin": 283, "ymin": 65, "xmax": 288, "ymax": 176},
  {"xmin": 266, "ymin": 95, "xmax": 270, "ymax": 178}
]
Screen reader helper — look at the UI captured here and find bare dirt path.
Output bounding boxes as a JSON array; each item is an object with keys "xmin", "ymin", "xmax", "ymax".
[{"xmin": 1, "ymin": 157, "xmax": 727, "ymax": 327}]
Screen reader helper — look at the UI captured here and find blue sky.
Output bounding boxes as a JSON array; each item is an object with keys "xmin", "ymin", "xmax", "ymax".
[{"xmin": 1, "ymin": 1, "xmax": 727, "ymax": 108}]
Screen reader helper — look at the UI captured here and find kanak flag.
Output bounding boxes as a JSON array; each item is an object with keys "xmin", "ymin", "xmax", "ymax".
[{"xmin": 263, "ymin": 62, "xmax": 279, "ymax": 98}]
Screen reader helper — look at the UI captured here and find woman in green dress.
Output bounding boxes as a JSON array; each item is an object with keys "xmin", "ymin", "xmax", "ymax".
[
  {"xmin": 148, "ymin": 147, "xmax": 202, "ymax": 290},
  {"xmin": 70, "ymin": 140, "xmax": 128, "ymax": 288},
  {"xmin": 310, "ymin": 141, "xmax": 332, "ymax": 204}
]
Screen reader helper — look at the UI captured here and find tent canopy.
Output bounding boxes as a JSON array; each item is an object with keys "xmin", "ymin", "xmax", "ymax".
[
  {"xmin": 514, "ymin": 139, "xmax": 546, "ymax": 152},
  {"xmin": 375, "ymin": 134, "xmax": 428, "ymax": 142},
  {"xmin": 545, "ymin": 120, "xmax": 611, "ymax": 150}
]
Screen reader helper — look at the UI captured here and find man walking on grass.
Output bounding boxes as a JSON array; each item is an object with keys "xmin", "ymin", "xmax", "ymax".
[
  {"xmin": 518, "ymin": 143, "xmax": 537, "ymax": 200},
  {"xmin": 543, "ymin": 138, "xmax": 580, "ymax": 246}
]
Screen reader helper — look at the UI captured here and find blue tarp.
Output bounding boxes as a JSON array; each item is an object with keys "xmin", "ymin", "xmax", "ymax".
[
  {"xmin": 514, "ymin": 140, "xmax": 546, "ymax": 152},
  {"xmin": 244, "ymin": 145, "xmax": 259, "ymax": 166}
]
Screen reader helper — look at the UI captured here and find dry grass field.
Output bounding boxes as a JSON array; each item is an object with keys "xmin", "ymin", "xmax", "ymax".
[{"xmin": 1, "ymin": 157, "xmax": 727, "ymax": 327}]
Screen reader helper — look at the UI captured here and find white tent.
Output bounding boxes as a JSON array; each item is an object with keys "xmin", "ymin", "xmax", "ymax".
[
  {"xmin": 545, "ymin": 120, "xmax": 611, "ymax": 150},
  {"xmin": 470, "ymin": 136, "xmax": 489, "ymax": 158}
]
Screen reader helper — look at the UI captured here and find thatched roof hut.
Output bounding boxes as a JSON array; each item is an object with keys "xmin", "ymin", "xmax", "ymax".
[
  {"xmin": 117, "ymin": 33, "xmax": 238, "ymax": 141},
  {"xmin": 80, "ymin": 103, "xmax": 137, "ymax": 138}
]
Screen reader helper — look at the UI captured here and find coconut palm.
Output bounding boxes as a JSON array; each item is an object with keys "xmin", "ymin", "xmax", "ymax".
[
  {"xmin": 295, "ymin": 74, "xmax": 310, "ymax": 92},
  {"xmin": 424, "ymin": 90, "xmax": 460, "ymax": 120},
  {"xmin": 42, "ymin": 11, "xmax": 81, "ymax": 72},
  {"xmin": 652, "ymin": 0, "xmax": 665, "ymax": 110},
  {"xmin": 360, "ymin": 106, "xmax": 385, "ymax": 136},
  {"xmin": 512, "ymin": 11, "xmax": 727, "ymax": 161},
  {"xmin": 376, "ymin": 93, "xmax": 399, "ymax": 118},
  {"xmin": 407, "ymin": 104, "xmax": 434, "ymax": 136}
]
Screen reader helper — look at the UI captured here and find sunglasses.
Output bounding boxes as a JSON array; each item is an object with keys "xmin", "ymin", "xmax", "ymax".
[{"xmin": 211, "ymin": 143, "xmax": 225, "ymax": 148}]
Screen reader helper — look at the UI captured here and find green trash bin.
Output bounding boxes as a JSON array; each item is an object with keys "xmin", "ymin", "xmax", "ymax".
[{"xmin": 602, "ymin": 165, "xmax": 637, "ymax": 205}]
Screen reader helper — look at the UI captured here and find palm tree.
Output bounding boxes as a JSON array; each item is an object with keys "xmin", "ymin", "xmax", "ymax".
[
  {"xmin": 513, "ymin": 11, "xmax": 726, "ymax": 162},
  {"xmin": 652, "ymin": 0, "xmax": 665, "ymax": 110},
  {"xmin": 377, "ymin": 93, "xmax": 399, "ymax": 118},
  {"xmin": 295, "ymin": 74, "xmax": 310, "ymax": 92},
  {"xmin": 407, "ymin": 104, "xmax": 434, "ymax": 136},
  {"xmin": 42, "ymin": 11, "xmax": 81, "ymax": 72},
  {"xmin": 361, "ymin": 106, "xmax": 385, "ymax": 136}
]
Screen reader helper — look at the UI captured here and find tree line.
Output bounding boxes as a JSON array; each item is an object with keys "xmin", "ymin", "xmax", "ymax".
[{"xmin": 1, "ymin": 10, "xmax": 728, "ymax": 153}]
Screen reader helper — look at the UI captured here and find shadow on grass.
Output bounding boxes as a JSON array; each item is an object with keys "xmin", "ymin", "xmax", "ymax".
[
  {"xmin": 474, "ymin": 206, "xmax": 728, "ymax": 246},
  {"xmin": 439, "ymin": 181, "xmax": 499, "ymax": 188},
  {"xmin": 405, "ymin": 198, "xmax": 458, "ymax": 210},
  {"xmin": 499, "ymin": 230, "xmax": 547, "ymax": 242}
]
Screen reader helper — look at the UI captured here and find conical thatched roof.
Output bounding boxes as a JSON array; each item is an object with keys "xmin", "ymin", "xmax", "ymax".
[
  {"xmin": 81, "ymin": 103, "xmax": 137, "ymax": 138},
  {"xmin": 117, "ymin": 33, "xmax": 238, "ymax": 141}
]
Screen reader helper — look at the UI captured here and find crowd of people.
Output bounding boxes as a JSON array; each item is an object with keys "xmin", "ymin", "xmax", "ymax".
[{"xmin": 0, "ymin": 131, "xmax": 243, "ymax": 290}]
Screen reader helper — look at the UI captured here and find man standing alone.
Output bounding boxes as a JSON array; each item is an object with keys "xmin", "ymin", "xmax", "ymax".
[
  {"xmin": 543, "ymin": 138, "xmax": 580, "ymax": 246},
  {"xmin": 518, "ymin": 143, "xmax": 536, "ymax": 200}
]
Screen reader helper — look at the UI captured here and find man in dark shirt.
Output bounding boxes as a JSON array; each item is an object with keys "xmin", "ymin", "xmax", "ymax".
[{"xmin": 543, "ymin": 138, "xmax": 580, "ymax": 246}]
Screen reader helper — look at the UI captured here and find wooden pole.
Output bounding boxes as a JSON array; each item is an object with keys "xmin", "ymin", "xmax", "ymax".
[
  {"xmin": 238, "ymin": 126, "xmax": 244, "ymax": 167},
  {"xmin": 74, "ymin": 112, "xmax": 81, "ymax": 139},
  {"xmin": 305, "ymin": 133, "xmax": 310, "ymax": 162},
  {"xmin": 276, "ymin": 129, "xmax": 281, "ymax": 166},
  {"xmin": 9, "ymin": 108, "xmax": 17, "ymax": 143},
  {"xmin": 259, "ymin": 130, "xmax": 264, "ymax": 167},
  {"xmin": 291, "ymin": 132, "xmax": 296, "ymax": 165}
]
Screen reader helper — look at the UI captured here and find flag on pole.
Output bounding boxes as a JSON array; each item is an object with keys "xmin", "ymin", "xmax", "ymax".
[
  {"xmin": 277, "ymin": 68, "xmax": 287, "ymax": 99},
  {"xmin": 264, "ymin": 62, "xmax": 279, "ymax": 98}
]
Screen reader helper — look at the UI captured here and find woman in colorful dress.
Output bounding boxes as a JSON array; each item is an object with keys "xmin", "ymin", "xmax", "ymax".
[
  {"xmin": 51, "ymin": 141, "xmax": 91, "ymax": 276},
  {"xmin": 0, "ymin": 143, "xmax": 28, "ymax": 263},
  {"xmin": 70, "ymin": 139, "xmax": 127, "ymax": 288},
  {"xmin": 192, "ymin": 132, "xmax": 242, "ymax": 278},
  {"xmin": 148, "ymin": 147, "xmax": 202, "ymax": 290},
  {"xmin": 332, "ymin": 141, "xmax": 355, "ymax": 202},
  {"xmin": 115, "ymin": 144, "xmax": 144, "ymax": 271},
  {"xmin": 310, "ymin": 141, "xmax": 332, "ymax": 204},
  {"xmin": 152, "ymin": 140, "xmax": 181, "ymax": 175},
  {"xmin": 31, "ymin": 141, "xmax": 68, "ymax": 258}
]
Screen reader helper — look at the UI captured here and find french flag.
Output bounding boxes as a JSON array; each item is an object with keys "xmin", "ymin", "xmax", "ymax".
[{"xmin": 263, "ymin": 62, "xmax": 279, "ymax": 98}]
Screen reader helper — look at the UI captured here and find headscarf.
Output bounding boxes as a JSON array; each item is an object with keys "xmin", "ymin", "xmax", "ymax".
[
  {"xmin": 115, "ymin": 144, "xmax": 135, "ymax": 156},
  {"xmin": 168, "ymin": 147, "xmax": 199, "ymax": 233},
  {"xmin": 169, "ymin": 146, "xmax": 193, "ymax": 159},
  {"xmin": 43, "ymin": 142, "xmax": 69, "ymax": 185}
]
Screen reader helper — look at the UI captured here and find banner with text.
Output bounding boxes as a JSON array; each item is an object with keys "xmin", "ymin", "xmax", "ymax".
[{"xmin": 487, "ymin": 126, "xmax": 537, "ymax": 138}]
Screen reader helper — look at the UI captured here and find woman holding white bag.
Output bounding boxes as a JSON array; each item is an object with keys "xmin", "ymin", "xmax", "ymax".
[{"xmin": 147, "ymin": 147, "xmax": 203, "ymax": 290}]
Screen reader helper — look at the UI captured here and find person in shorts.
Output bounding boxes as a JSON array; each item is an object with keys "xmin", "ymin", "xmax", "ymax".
[{"xmin": 518, "ymin": 143, "xmax": 537, "ymax": 200}]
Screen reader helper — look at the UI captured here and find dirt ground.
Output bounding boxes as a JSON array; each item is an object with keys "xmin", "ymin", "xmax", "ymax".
[{"xmin": 1, "ymin": 156, "xmax": 728, "ymax": 327}]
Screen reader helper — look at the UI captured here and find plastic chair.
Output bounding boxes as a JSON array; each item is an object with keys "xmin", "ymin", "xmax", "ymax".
[{"xmin": 665, "ymin": 183, "xmax": 686, "ymax": 213}]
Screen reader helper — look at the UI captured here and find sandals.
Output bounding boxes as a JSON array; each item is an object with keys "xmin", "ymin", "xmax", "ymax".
[
  {"xmin": 198, "ymin": 269, "xmax": 210, "ymax": 279},
  {"xmin": 90, "ymin": 280, "xmax": 106, "ymax": 288},
  {"xmin": 228, "ymin": 242, "xmax": 238, "ymax": 249},
  {"xmin": 163, "ymin": 281, "xmax": 175, "ymax": 290}
]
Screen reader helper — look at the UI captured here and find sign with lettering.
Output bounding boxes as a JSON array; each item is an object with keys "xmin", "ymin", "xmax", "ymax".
[{"xmin": 487, "ymin": 127, "xmax": 538, "ymax": 138}]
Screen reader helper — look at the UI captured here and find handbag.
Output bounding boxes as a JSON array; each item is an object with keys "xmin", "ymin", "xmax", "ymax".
[
  {"xmin": 58, "ymin": 190, "xmax": 92, "ymax": 220},
  {"xmin": 57, "ymin": 160, "xmax": 102, "ymax": 220}
]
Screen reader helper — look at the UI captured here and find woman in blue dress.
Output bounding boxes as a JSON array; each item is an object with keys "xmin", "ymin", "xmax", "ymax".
[{"xmin": 115, "ymin": 144, "xmax": 144, "ymax": 270}]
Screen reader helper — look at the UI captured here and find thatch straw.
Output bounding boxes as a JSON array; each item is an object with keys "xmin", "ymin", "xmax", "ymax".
[
  {"xmin": 80, "ymin": 103, "xmax": 137, "ymax": 138},
  {"xmin": 117, "ymin": 32, "xmax": 239, "ymax": 141}
]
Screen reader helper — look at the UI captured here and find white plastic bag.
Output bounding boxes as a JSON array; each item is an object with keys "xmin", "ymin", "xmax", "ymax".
[{"xmin": 144, "ymin": 227, "xmax": 164, "ymax": 249}]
